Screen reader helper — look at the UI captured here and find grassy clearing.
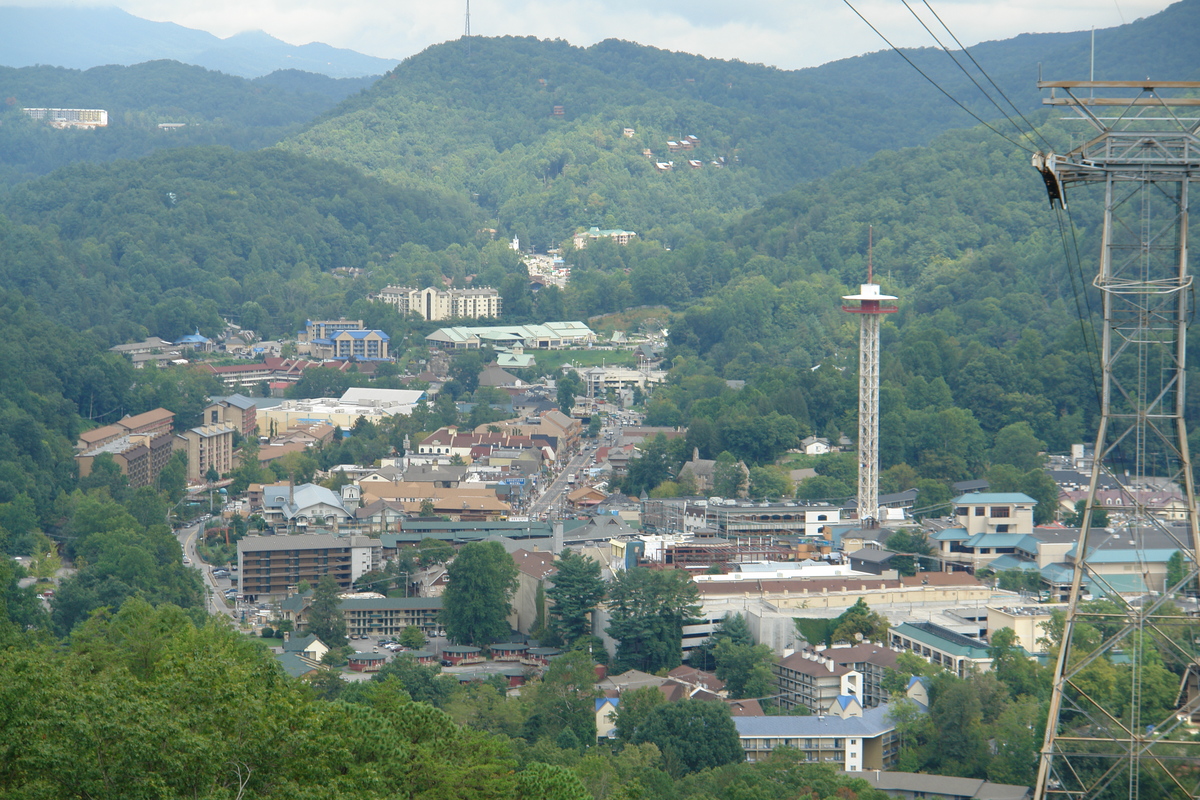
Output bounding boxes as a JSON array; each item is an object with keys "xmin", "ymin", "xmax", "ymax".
[{"xmin": 587, "ymin": 306, "xmax": 673, "ymax": 334}]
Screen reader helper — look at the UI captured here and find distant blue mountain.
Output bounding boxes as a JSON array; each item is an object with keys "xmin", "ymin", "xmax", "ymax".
[{"xmin": 0, "ymin": 6, "xmax": 397, "ymax": 78}]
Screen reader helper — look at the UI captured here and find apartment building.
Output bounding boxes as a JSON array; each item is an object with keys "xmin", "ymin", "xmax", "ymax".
[
  {"xmin": 178, "ymin": 423, "xmax": 237, "ymax": 481},
  {"xmin": 74, "ymin": 408, "xmax": 177, "ymax": 489},
  {"xmin": 374, "ymin": 286, "xmax": 501, "ymax": 321},
  {"xmin": 773, "ymin": 648, "xmax": 863, "ymax": 713},
  {"xmin": 204, "ymin": 395, "xmax": 257, "ymax": 439},
  {"xmin": 735, "ymin": 695, "xmax": 900, "ymax": 770},
  {"xmin": 237, "ymin": 533, "xmax": 381, "ymax": 600}
]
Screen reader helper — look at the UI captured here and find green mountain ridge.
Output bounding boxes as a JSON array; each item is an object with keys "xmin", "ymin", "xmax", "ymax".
[{"xmin": 282, "ymin": 2, "xmax": 1200, "ymax": 245}]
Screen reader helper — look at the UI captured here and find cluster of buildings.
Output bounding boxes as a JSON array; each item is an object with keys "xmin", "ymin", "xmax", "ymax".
[{"xmin": 74, "ymin": 406, "xmax": 237, "ymax": 485}]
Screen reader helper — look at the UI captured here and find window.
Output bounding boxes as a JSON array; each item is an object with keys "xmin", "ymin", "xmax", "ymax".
[
  {"xmin": 974, "ymin": 507, "xmax": 985, "ymax": 516},
  {"xmin": 990, "ymin": 507, "xmax": 1010, "ymax": 518},
  {"xmin": 954, "ymin": 507, "xmax": 967, "ymax": 516}
]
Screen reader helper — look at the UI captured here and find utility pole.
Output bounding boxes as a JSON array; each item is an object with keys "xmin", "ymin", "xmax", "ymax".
[{"xmin": 1032, "ymin": 80, "xmax": 1200, "ymax": 800}]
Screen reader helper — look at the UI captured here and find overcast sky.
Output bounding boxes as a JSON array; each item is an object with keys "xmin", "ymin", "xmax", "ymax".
[{"xmin": 22, "ymin": 0, "xmax": 1179, "ymax": 70}]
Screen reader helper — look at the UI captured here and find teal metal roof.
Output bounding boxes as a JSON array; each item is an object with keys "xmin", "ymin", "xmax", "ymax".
[
  {"xmin": 964, "ymin": 533, "xmax": 1029, "ymax": 548},
  {"xmin": 1088, "ymin": 573, "xmax": 1150, "ymax": 594},
  {"xmin": 953, "ymin": 493, "xmax": 1035, "ymax": 504},
  {"xmin": 1015, "ymin": 535, "xmax": 1042, "ymax": 553},
  {"xmin": 893, "ymin": 622, "xmax": 991, "ymax": 659},
  {"xmin": 275, "ymin": 652, "xmax": 319, "ymax": 679},
  {"xmin": 1041, "ymin": 563, "xmax": 1076, "ymax": 583},
  {"xmin": 989, "ymin": 554, "xmax": 1039, "ymax": 571},
  {"xmin": 930, "ymin": 527, "xmax": 970, "ymax": 541},
  {"xmin": 1066, "ymin": 546, "xmax": 1179, "ymax": 563}
]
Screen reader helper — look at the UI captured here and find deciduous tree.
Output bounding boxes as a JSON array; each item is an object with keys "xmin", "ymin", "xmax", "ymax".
[{"xmin": 630, "ymin": 699, "xmax": 744, "ymax": 777}]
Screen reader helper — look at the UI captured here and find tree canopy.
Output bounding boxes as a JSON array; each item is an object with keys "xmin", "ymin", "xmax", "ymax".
[{"xmin": 441, "ymin": 541, "xmax": 519, "ymax": 647}]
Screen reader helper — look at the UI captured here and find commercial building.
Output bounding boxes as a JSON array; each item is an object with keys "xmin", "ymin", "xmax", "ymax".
[
  {"xmin": 373, "ymin": 286, "xmax": 501, "ymax": 321},
  {"xmin": 324, "ymin": 330, "xmax": 389, "ymax": 360},
  {"xmin": 299, "ymin": 319, "xmax": 365, "ymax": 344},
  {"xmin": 258, "ymin": 483, "xmax": 355, "ymax": 531},
  {"xmin": 929, "ymin": 493, "xmax": 1038, "ymax": 573},
  {"xmin": 889, "ymin": 621, "xmax": 994, "ymax": 677},
  {"xmin": 426, "ymin": 321, "xmax": 595, "ymax": 350},
  {"xmin": 857, "ymin": 772, "xmax": 1031, "ymax": 800},
  {"xmin": 237, "ymin": 533, "xmax": 381, "ymax": 600},
  {"xmin": 23, "ymin": 107, "xmax": 108, "ymax": 127},
  {"xmin": 579, "ymin": 365, "xmax": 667, "ymax": 397},
  {"xmin": 279, "ymin": 591, "xmax": 442, "ymax": 636},
  {"xmin": 257, "ymin": 388, "xmax": 424, "ymax": 435},
  {"xmin": 339, "ymin": 596, "xmax": 443, "ymax": 637}
]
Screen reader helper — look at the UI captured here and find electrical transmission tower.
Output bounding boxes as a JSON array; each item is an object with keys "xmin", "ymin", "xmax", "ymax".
[{"xmin": 1032, "ymin": 80, "xmax": 1200, "ymax": 800}]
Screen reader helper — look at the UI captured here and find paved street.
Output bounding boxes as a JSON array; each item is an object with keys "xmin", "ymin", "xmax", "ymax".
[{"xmin": 178, "ymin": 521, "xmax": 236, "ymax": 618}]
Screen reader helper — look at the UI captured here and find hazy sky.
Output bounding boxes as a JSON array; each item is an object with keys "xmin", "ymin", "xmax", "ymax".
[{"xmin": 20, "ymin": 0, "xmax": 1179, "ymax": 70}]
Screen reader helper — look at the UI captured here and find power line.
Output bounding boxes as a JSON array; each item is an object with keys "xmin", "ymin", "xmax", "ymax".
[
  {"xmin": 916, "ymin": 0, "xmax": 1055, "ymax": 151},
  {"xmin": 842, "ymin": 0, "xmax": 1036, "ymax": 154}
]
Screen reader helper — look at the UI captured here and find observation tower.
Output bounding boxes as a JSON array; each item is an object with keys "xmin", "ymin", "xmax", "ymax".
[{"xmin": 842, "ymin": 244, "xmax": 897, "ymax": 527}]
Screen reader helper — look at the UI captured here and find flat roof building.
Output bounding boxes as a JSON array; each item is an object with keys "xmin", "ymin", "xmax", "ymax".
[{"xmin": 238, "ymin": 533, "xmax": 381, "ymax": 600}]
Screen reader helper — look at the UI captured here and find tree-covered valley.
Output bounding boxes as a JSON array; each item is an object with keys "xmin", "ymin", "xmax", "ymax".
[{"xmin": 2, "ymin": 3, "xmax": 1200, "ymax": 796}]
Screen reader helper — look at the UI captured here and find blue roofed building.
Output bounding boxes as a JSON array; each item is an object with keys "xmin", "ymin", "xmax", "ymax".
[
  {"xmin": 174, "ymin": 328, "xmax": 213, "ymax": 352},
  {"xmin": 329, "ymin": 329, "xmax": 389, "ymax": 360}
]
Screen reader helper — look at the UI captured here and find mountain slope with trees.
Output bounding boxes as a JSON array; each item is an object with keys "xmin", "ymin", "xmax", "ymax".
[
  {"xmin": 283, "ymin": 1, "xmax": 1200, "ymax": 244},
  {"xmin": 0, "ymin": 60, "xmax": 376, "ymax": 186}
]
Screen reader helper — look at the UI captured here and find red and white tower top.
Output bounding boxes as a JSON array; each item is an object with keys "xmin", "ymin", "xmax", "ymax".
[{"xmin": 841, "ymin": 282, "xmax": 898, "ymax": 314}]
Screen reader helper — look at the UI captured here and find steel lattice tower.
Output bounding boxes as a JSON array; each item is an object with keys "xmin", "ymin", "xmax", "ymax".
[
  {"xmin": 842, "ymin": 251, "xmax": 897, "ymax": 527},
  {"xmin": 1032, "ymin": 80, "xmax": 1200, "ymax": 800}
]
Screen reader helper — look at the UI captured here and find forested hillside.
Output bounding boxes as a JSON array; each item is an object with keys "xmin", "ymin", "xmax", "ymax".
[
  {"xmin": 0, "ymin": 61, "xmax": 376, "ymax": 185},
  {"xmin": 284, "ymin": 1, "xmax": 1200, "ymax": 245},
  {"xmin": 0, "ymin": 146, "xmax": 480, "ymax": 341}
]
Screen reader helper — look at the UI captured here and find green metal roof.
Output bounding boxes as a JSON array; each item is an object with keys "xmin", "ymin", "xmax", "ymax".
[
  {"xmin": 338, "ymin": 597, "xmax": 443, "ymax": 611},
  {"xmin": 893, "ymin": 622, "xmax": 991, "ymax": 659}
]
